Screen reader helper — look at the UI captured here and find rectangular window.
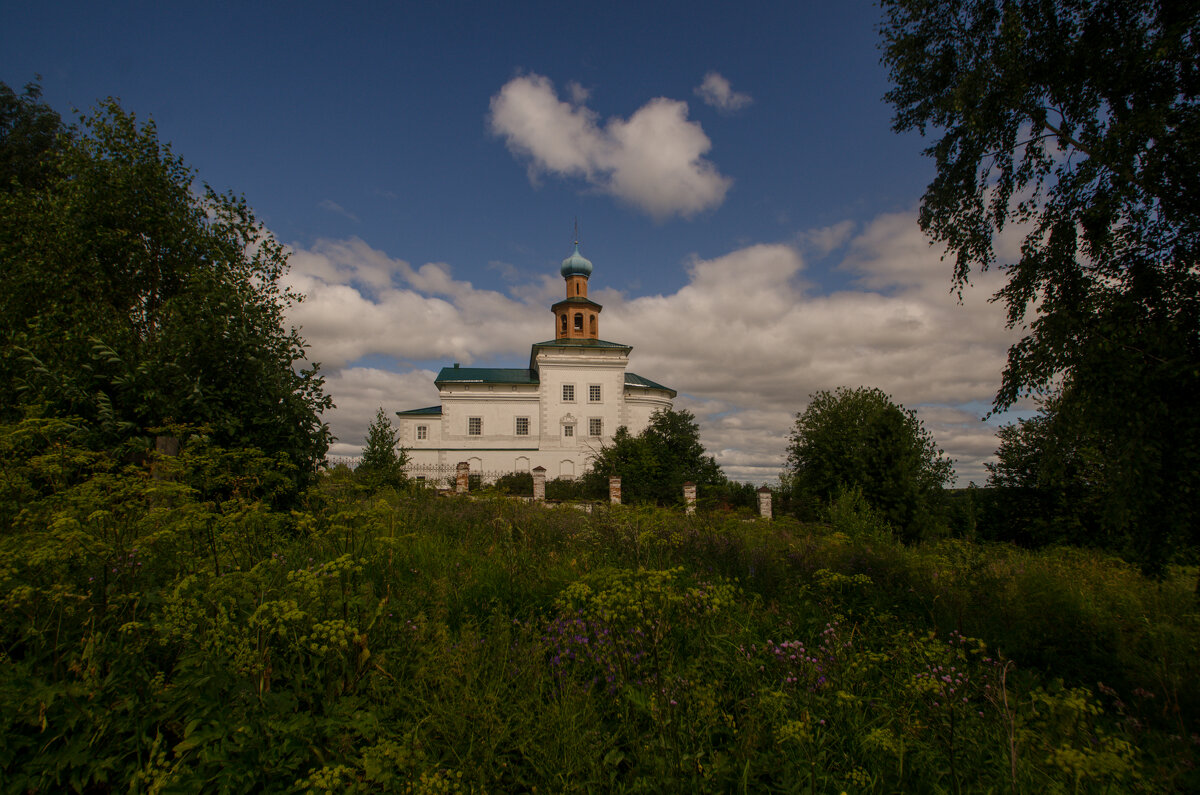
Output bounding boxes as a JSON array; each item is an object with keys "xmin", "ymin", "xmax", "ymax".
[
  {"xmin": 515, "ymin": 417, "xmax": 529, "ymax": 436},
  {"xmin": 589, "ymin": 418, "xmax": 603, "ymax": 437},
  {"xmin": 563, "ymin": 425, "xmax": 574, "ymax": 438},
  {"xmin": 562, "ymin": 384, "xmax": 575, "ymax": 402},
  {"xmin": 416, "ymin": 425, "xmax": 428, "ymax": 440},
  {"xmin": 589, "ymin": 384, "xmax": 601, "ymax": 402},
  {"xmin": 468, "ymin": 417, "xmax": 482, "ymax": 435}
]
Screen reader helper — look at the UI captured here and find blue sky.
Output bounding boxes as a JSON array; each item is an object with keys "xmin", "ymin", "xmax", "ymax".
[{"xmin": 3, "ymin": 1, "xmax": 1024, "ymax": 484}]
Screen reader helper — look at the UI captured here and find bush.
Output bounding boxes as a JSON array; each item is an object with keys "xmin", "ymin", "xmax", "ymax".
[
  {"xmin": 492, "ymin": 471, "xmax": 533, "ymax": 496},
  {"xmin": 698, "ymin": 479, "xmax": 760, "ymax": 512},
  {"xmin": 547, "ymin": 475, "xmax": 604, "ymax": 502}
]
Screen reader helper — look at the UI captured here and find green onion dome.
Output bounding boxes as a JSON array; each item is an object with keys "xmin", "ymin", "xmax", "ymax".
[{"xmin": 560, "ymin": 243, "xmax": 593, "ymax": 277}]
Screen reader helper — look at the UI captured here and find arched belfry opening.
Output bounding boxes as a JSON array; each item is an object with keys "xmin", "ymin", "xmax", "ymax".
[{"xmin": 551, "ymin": 241, "xmax": 602, "ymax": 341}]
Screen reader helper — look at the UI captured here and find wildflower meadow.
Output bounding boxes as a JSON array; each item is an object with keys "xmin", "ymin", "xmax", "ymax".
[{"xmin": 1, "ymin": 420, "xmax": 1197, "ymax": 793}]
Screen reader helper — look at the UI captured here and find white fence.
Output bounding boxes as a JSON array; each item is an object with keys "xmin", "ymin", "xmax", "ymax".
[{"xmin": 325, "ymin": 457, "xmax": 516, "ymax": 485}]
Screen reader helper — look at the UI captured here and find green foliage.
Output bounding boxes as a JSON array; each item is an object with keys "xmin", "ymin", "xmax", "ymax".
[
  {"xmin": 880, "ymin": 0, "xmax": 1200, "ymax": 573},
  {"xmin": 587, "ymin": 408, "xmax": 724, "ymax": 505},
  {"xmin": 984, "ymin": 388, "xmax": 1197, "ymax": 575},
  {"xmin": 697, "ymin": 478, "xmax": 760, "ymax": 513},
  {"xmin": 545, "ymin": 475, "xmax": 602, "ymax": 502},
  {"xmin": 0, "ymin": 79, "xmax": 66, "ymax": 193},
  {"xmin": 1, "ymin": 422, "xmax": 1197, "ymax": 792},
  {"xmin": 356, "ymin": 408, "xmax": 409, "ymax": 492},
  {"xmin": 784, "ymin": 386, "xmax": 954, "ymax": 540},
  {"xmin": 942, "ymin": 486, "xmax": 981, "ymax": 540},
  {"xmin": 492, "ymin": 471, "xmax": 533, "ymax": 496},
  {"xmin": 826, "ymin": 486, "xmax": 894, "ymax": 545},
  {"xmin": 983, "ymin": 401, "xmax": 1099, "ymax": 549},
  {"xmin": 0, "ymin": 87, "xmax": 332, "ymax": 499}
]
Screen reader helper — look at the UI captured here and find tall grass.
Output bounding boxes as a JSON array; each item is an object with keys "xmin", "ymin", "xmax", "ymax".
[{"xmin": 1, "ymin": 440, "xmax": 1197, "ymax": 792}]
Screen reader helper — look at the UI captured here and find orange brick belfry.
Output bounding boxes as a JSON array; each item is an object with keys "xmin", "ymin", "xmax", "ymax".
[{"xmin": 551, "ymin": 242, "xmax": 602, "ymax": 341}]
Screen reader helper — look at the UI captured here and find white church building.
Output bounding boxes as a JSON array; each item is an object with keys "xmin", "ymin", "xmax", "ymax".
[{"xmin": 395, "ymin": 243, "xmax": 675, "ymax": 481}]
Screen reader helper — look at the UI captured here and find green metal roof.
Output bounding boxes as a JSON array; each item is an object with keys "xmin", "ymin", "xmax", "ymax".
[
  {"xmin": 625, "ymin": 372, "xmax": 677, "ymax": 397},
  {"xmin": 434, "ymin": 366, "xmax": 538, "ymax": 385},
  {"xmin": 530, "ymin": 338, "xmax": 631, "ymax": 350},
  {"xmin": 395, "ymin": 405, "xmax": 442, "ymax": 416},
  {"xmin": 402, "ymin": 359, "xmax": 674, "ymax": 411},
  {"xmin": 529, "ymin": 338, "xmax": 633, "ymax": 372}
]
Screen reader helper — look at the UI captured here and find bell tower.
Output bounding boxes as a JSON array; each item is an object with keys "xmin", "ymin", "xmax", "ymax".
[{"xmin": 551, "ymin": 242, "xmax": 602, "ymax": 340}]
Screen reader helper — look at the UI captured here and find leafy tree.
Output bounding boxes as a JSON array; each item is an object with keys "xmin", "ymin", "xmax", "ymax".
[
  {"xmin": 980, "ymin": 389, "xmax": 1165, "ymax": 560},
  {"xmin": 880, "ymin": 0, "xmax": 1200, "ymax": 572},
  {"xmin": 784, "ymin": 386, "xmax": 954, "ymax": 540},
  {"xmin": 0, "ymin": 78, "xmax": 66, "ymax": 192},
  {"xmin": 0, "ymin": 88, "xmax": 332, "ymax": 495},
  {"xmin": 981, "ymin": 409, "xmax": 1090, "ymax": 548},
  {"xmin": 357, "ymin": 408, "xmax": 409, "ymax": 490},
  {"xmin": 587, "ymin": 408, "xmax": 723, "ymax": 505}
]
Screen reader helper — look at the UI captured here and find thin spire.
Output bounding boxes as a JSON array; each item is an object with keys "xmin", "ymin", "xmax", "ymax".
[{"xmin": 573, "ymin": 217, "xmax": 580, "ymax": 247}]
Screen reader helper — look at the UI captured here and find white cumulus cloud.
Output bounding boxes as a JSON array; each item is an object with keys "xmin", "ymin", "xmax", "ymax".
[
  {"xmin": 488, "ymin": 73, "xmax": 731, "ymax": 220},
  {"xmin": 285, "ymin": 237, "xmax": 544, "ymax": 370},
  {"xmin": 285, "ymin": 210, "xmax": 1019, "ymax": 484},
  {"xmin": 694, "ymin": 72, "xmax": 753, "ymax": 113},
  {"xmin": 323, "ymin": 367, "xmax": 440, "ymax": 460}
]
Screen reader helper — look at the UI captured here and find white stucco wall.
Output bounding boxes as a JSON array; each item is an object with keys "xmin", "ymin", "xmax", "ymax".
[
  {"xmin": 395, "ymin": 346, "xmax": 674, "ymax": 482},
  {"xmin": 624, "ymin": 389, "xmax": 676, "ymax": 432}
]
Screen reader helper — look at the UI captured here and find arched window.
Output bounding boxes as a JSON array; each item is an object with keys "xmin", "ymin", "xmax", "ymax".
[
  {"xmin": 589, "ymin": 315, "xmax": 597, "ymax": 334},
  {"xmin": 576, "ymin": 282, "xmax": 581, "ymax": 295},
  {"xmin": 574, "ymin": 313, "xmax": 583, "ymax": 331},
  {"xmin": 560, "ymin": 314, "xmax": 568, "ymax": 332}
]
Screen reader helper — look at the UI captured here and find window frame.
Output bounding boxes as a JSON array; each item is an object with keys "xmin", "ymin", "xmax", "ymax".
[
  {"xmin": 416, "ymin": 425, "xmax": 428, "ymax": 440},
  {"xmin": 588, "ymin": 418, "xmax": 603, "ymax": 437},
  {"xmin": 588, "ymin": 384, "xmax": 601, "ymax": 403},
  {"xmin": 515, "ymin": 416, "xmax": 530, "ymax": 436},
  {"xmin": 562, "ymin": 384, "xmax": 575, "ymax": 402},
  {"xmin": 467, "ymin": 417, "xmax": 482, "ymax": 436}
]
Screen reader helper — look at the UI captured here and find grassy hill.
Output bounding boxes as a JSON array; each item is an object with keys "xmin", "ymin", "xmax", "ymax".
[{"xmin": 1, "ymin": 432, "xmax": 1197, "ymax": 792}]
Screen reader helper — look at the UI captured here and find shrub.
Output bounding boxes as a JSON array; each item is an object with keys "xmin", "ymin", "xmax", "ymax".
[{"xmin": 492, "ymin": 471, "xmax": 533, "ymax": 496}]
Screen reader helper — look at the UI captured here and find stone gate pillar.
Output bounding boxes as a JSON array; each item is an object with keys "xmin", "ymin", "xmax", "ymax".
[
  {"xmin": 456, "ymin": 461, "xmax": 470, "ymax": 494},
  {"xmin": 683, "ymin": 481, "xmax": 697, "ymax": 515},
  {"xmin": 532, "ymin": 466, "xmax": 547, "ymax": 502},
  {"xmin": 609, "ymin": 476, "xmax": 621, "ymax": 505},
  {"xmin": 757, "ymin": 486, "xmax": 773, "ymax": 520},
  {"xmin": 151, "ymin": 435, "xmax": 180, "ymax": 482}
]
